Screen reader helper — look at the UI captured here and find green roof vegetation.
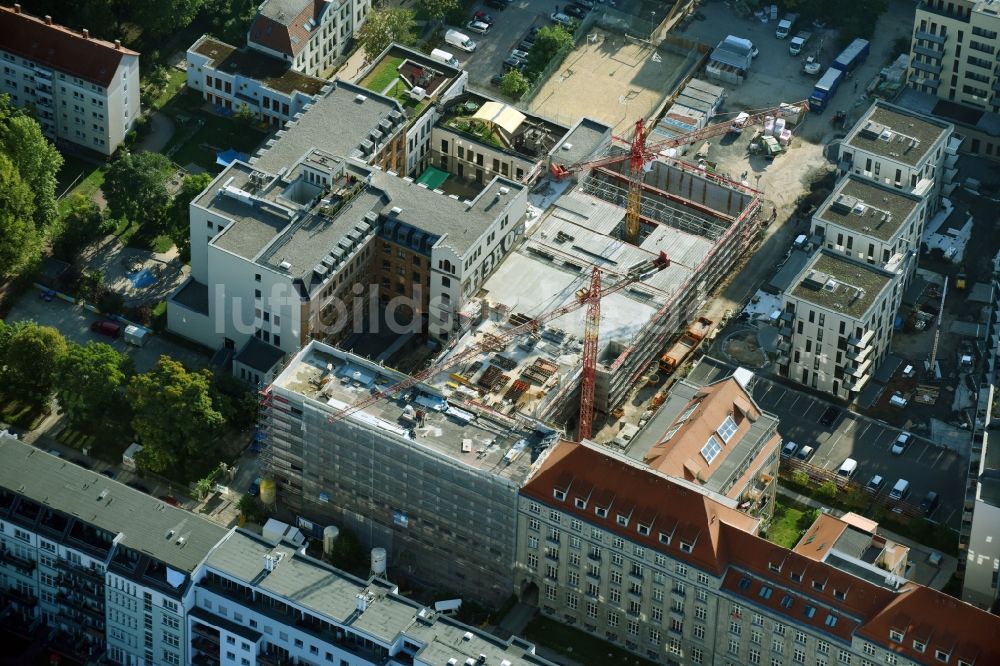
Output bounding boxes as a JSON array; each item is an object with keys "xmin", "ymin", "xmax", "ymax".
[{"xmin": 360, "ymin": 56, "xmax": 405, "ymax": 95}]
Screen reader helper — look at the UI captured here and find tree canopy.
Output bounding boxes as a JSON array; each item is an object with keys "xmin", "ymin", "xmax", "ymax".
[
  {"xmin": 414, "ymin": 0, "xmax": 459, "ymax": 21},
  {"xmin": 103, "ymin": 151, "xmax": 173, "ymax": 230},
  {"xmin": 54, "ymin": 341, "xmax": 130, "ymax": 425},
  {"xmin": 500, "ymin": 69, "xmax": 531, "ymax": 100},
  {"xmin": 1, "ymin": 323, "xmax": 67, "ymax": 400},
  {"xmin": 0, "ymin": 154, "xmax": 41, "ymax": 279},
  {"xmin": 525, "ymin": 25, "xmax": 573, "ymax": 79},
  {"xmin": 0, "ymin": 111, "xmax": 62, "ymax": 231},
  {"xmin": 357, "ymin": 8, "xmax": 416, "ymax": 62},
  {"xmin": 127, "ymin": 356, "xmax": 224, "ymax": 473}
]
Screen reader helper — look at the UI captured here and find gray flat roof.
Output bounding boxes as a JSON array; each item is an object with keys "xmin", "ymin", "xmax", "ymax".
[
  {"xmin": 203, "ymin": 529, "xmax": 555, "ymax": 664},
  {"xmin": 200, "ymin": 162, "xmax": 292, "ymax": 261},
  {"xmin": 550, "ymin": 117, "xmax": 612, "ymax": 168},
  {"xmin": 0, "ymin": 435, "xmax": 227, "ymax": 572},
  {"xmin": 235, "ymin": 336, "xmax": 286, "ymax": 373},
  {"xmin": 815, "ymin": 175, "xmax": 920, "ymax": 242},
  {"xmin": 172, "ymin": 277, "xmax": 210, "ymax": 315},
  {"xmin": 252, "ymin": 81, "xmax": 404, "ymax": 173},
  {"xmin": 845, "ymin": 102, "xmax": 951, "ymax": 168},
  {"xmin": 788, "ymin": 250, "xmax": 893, "ymax": 319},
  {"xmin": 273, "ymin": 341, "xmax": 544, "ymax": 483}
]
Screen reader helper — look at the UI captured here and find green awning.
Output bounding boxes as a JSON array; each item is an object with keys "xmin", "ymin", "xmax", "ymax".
[{"xmin": 416, "ymin": 166, "xmax": 449, "ymax": 190}]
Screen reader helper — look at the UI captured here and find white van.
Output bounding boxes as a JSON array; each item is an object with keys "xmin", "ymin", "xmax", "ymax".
[
  {"xmin": 837, "ymin": 458, "xmax": 858, "ymax": 479},
  {"xmin": 430, "ymin": 48, "xmax": 460, "ymax": 68},
  {"xmin": 889, "ymin": 478, "xmax": 910, "ymax": 500},
  {"xmin": 445, "ymin": 29, "xmax": 476, "ymax": 52}
]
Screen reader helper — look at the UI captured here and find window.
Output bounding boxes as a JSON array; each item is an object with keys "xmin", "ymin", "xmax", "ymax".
[
  {"xmin": 795, "ymin": 631, "xmax": 807, "ymax": 644},
  {"xmin": 575, "ymin": 497, "xmax": 586, "ymax": 509},
  {"xmin": 697, "ymin": 573, "xmax": 709, "ymax": 585},
  {"xmin": 676, "ymin": 563, "xmax": 688, "ymax": 577},
  {"xmin": 693, "ymin": 624, "xmax": 705, "ymax": 640},
  {"xmin": 700, "ymin": 435, "xmax": 723, "ymax": 463},
  {"xmin": 717, "ymin": 415, "xmax": 739, "ymax": 442},
  {"xmin": 935, "ymin": 649, "xmax": 950, "ymax": 662},
  {"xmin": 553, "ymin": 489, "xmax": 566, "ymax": 501},
  {"xmin": 817, "ymin": 641, "xmax": 830, "ymax": 655},
  {"xmin": 749, "ymin": 649, "xmax": 761, "ymax": 664},
  {"xmin": 794, "ymin": 649, "xmax": 806, "ymax": 663},
  {"xmin": 889, "ymin": 630, "xmax": 903, "ymax": 643},
  {"xmin": 912, "ymin": 641, "xmax": 926, "ymax": 653},
  {"xmin": 758, "ymin": 585, "xmax": 773, "ymax": 600},
  {"xmin": 838, "ymin": 649, "xmax": 852, "ymax": 664},
  {"xmin": 825, "ymin": 614, "xmax": 838, "ymax": 628},
  {"xmin": 863, "ymin": 644, "xmax": 876, "ymax": 656},
  {"xmin": 616, "ymin": 514, "xmax": 629, "ymax": 527}
]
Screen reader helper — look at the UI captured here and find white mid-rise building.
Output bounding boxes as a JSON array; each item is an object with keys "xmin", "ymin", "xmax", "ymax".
[
  {"xmin": 247, "ymin": 0, "xmax": 371, "ymax": 77},
  {"xmin": 0, "ymin": 4, "xmax": 140, "ymax": 155}
]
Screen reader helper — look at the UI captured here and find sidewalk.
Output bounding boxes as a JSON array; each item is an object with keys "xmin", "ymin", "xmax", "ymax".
[{"xmin": 776, "ymin": 487, "xmax": 958, "ymax": 590}]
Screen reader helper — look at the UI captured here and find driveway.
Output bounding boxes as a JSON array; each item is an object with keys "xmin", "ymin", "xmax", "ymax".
[
  {"xmin": 688, "ymin": 356, "xmax": 967, "ymax": 529},
  {"xmin": 136, "ymin": 111, "xmax": 176, "ymax": 154},
  {"xmin": 6, "ymin": 289, "xmax": 210, "ymax": 374}
]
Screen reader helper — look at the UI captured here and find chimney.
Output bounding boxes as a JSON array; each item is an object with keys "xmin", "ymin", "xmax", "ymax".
[
  {"xmin": 13, "ymin": 4, "xmax": 21, "ymax": 13},
  {"xmin": 82, "ymin": 29, "xmax": 89, "ymax": 39},
  {"xmin": 44, "ymin": 15, "xmax": 52, "ymax": 25},
  {"xmin": 114, "ymin": 39, "xmax": 121, "ymax": 50}
]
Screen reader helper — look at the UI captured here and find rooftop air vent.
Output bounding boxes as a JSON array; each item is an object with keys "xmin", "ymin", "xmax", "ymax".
[
  {"xmin": 390, "ymin": 206, "xmax": 402, "ymax": 216},
  {"xmin": 354, "ymin": 94, "xmax": 367, "ymax": 103},
  {"xmin": 859, "ymin": 120, "xmax": 887, "ymax": 139},
  {"xmin": 279, "ymin": 260, "xmax": 292, "ymax": 270},
  {"xmin": 498, "ymin": 186, "xmax": 510, "ymax": 195},
  {"xmin": 879, "ymin": 129, "xmax": 894, "ymax": 141},
  {"xmin": 831, "ymin": 194, "xmax": 858, "ymax": 214}
]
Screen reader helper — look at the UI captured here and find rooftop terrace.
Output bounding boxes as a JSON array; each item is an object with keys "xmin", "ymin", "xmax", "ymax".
[
  {"xmin": 272, "ymin": 341, "xmax": 551, "ymax": 484},
  {"xmin": 789, "ymin": 250, "xmax": 894, "ymax": 319},
  {"xmin": 191, "ymin": 36, "xmax": 326, "ymax": 96},
  {"xmin": 845, "ymin": 102, "xmax": 951, "ymax": 168},
  {"xmin": 438, "ymin": 92, "xmax": 569, "ymax": 160},
  {"xmin": 815, "ymin": 175, "xmax": 921, "ymax": 242}
]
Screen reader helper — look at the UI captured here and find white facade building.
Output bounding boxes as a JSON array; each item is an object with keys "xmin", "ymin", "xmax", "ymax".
[
  {"xmin": 247, "ymin": 0, "xmax": 371, "ymax": 77},
  {"xmin": 0, "ymin": 5, "xmax": 140, "ymax": 155}
]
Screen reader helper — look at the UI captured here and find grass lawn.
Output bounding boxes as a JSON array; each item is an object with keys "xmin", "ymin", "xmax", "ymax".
[
  {"xmin": 56, "ymin": 156, "xmax": 106, "ymax": 216},
  {"xmin": 766, "ymin": 499, "xmax": 817, "ymax": 549},
  {"xmin": 150, "ymin": 68, "xmax": 188, "ymax": 110},
  {"xmin": 522, "ymin": 616, "xmax": 657, "ymax": 666},
  {"xmin": 382, "ymin": 79, "xmax": 430, "ymax": 116},
  {"xmin": 359, "ymin": 56, "xmax": 404, "ymax": 94},
  {"xmin": 0, "ymin": 395, "xmax": 49, "ymax": 430},
  {"xmin": 151, "ymin": 234, "xmax": 174, "ymax": 253}
]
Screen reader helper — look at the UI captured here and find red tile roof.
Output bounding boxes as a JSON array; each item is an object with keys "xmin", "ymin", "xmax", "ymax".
[
  {"xmin": 248, "ymin": 0, "xmax": 323, "ymax": 58},
  {"xmin": 523, "ymin": 439, "xmax": 1000, "ymax": 656},
  {"xmin": 0, "ymin": 5, "xmax": 136, "ymax": 87}
]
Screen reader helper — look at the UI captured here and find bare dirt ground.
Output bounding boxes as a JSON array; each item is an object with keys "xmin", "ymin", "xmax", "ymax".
[{"xmin": 527, "ymin": 29, "xmax": 699, "ymax": 134}]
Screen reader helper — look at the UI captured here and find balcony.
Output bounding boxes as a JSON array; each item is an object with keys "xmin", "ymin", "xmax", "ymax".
[
  {"xmin": 919, "ymin": 1, "xmax": 970, "ymax": 23},
  {"xmin": 911, "ymin": 75, "xmax": 942, "ymax": 89},
  {"xmin": 55, "ymin": 559, "xmax": 103, "ymax": 582},
  {"xmin": 914, "ymin": 31, "xmax": 947, "ymax": 45},
  {"xmin": 3, "ymin": 586, "xmax": 38, "ymax": 607},
  {"xmin": 0, "ymin": 548, "xmax": 36, "ymax": 573},
  {"xmin": 847, "ymin": 356, "xmax": 873, "ymax": 379},
  {"xmin": 846, "ymin": 344, "xmax": 873, "ymax": 362},
  {"xmin": 847, "ymin": 329, "xmax": 874, "ymax": 349},
  {"xmin": 911, "ymin": 59, "xmax": 943, "ymax": 75},
  {"xmin": 58, "ymin": 592, "xmax": 104, "ymax": 618},
  {"xmin": 192, "ymin": 623, "xmax": 221, "ymax": 646},
  {"xmin": 842, "ymin": 373, "xmax": 871, "ymax": 392},
  {"xmin": 912, "ymin": 45, "xmax": 944, "ymax": 59}
]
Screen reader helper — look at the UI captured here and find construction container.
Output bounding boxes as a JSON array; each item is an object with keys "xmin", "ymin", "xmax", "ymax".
[{"xmin": 259, "ymin": 477, "xmax": 277, "ymax": 505}]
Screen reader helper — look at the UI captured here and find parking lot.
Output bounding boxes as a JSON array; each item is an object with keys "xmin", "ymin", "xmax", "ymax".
[
  {"xmin": 6, "ymin": 288, "xmax": 210, "ymax": 373},
  {"xmin": 688, "ymin": 356, "xmax": 967, "ymax": 529}
]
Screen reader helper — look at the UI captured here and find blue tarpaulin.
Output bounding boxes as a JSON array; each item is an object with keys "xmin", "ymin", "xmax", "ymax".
[{"xmin": 216, "ymin": 148, "xmax": 249, "ymax": 167}]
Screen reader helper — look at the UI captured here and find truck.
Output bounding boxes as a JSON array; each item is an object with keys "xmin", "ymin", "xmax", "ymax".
[
  {"xmin": 809, "ymin": 67, "xmax": 843, "ymax": 113},
  {"xmin": 658, "ymin": 317, "xmax": 714, "ymax": 374},
  {"xmin": 775, "ymin": 13, "xmax": 799, "ymax": 39},
  {"xmin": 831, "ymin": 38, "xmax": 870, "ymax": 73},
  {"xmin": 430, "ymin": 48, "xmax": 460, "ymax": 68},
  {"xmin": 444, "ymin": 29, "xmax": 476, "ymax": 52},
  {"xmin": 788, "ymin": 31, "xmax": 811, "ymax": 56}
]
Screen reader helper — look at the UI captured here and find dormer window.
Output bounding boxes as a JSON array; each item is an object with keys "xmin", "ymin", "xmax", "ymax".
[
  {"xmin": 700, "ymin": 435, "xmax": 723, "ymax": 464},
  {"xmin": 680, "ymin": 542, "xmax": 693, "ymax": 553},
  {"xmin": 575, "ymin": 498, "xmax": 587, "ymax": 510},
  {"xmin": 889, "ymin": 630, "xmax": 904, "ymax": 643},
  {"xmin": 637, "ymin": 524, "xmax": 650, "ymax": 536},
  {"xmin": 659, "ymin": 532, "xmax": 671, "ymax": 545},
  {"xmin": 790, "ymin": 571, "xmax": 802, "ymax": 583},
  {"xmin": 935, "ymin": 649, "xmax": 950, "ymax": 663},
  {"xmin": 812, "ymin": 580, "xmax": 826, "ymax": 592},
  {"xmin": 553, "ymin": 489, "xmax": 566, "ymax": 501},
  {"xmin": 717, "ymin": 415, "xmax": 739, "ymax": 443},
  {"xmin": 595, "ymin": 507, "xmax": 607, "ymax": 518},
  {"xmin": 768, "ymin": 561, "xmax": 782, "ymax": 574},
  {"xmin": 913, "ymin": 641, "xmax": 926, "ymax": 654},
  {"xmin": 779, "ymin": 595, "xmax": 794, "ymax": 609},
  {"xmin": 833, "ymin": 588, "xmax": 847, "ymax": 601},
  {"xmin": 616, "ymin": 514, "xmax": 629, "ymax": 527}
]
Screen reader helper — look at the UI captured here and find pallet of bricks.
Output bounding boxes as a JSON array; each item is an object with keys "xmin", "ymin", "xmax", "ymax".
[
  {"xmin": 477, "ymin": 364, "xmax": 510, "ymax": 393},
  {"xmin": 520, "ymin": 358, "xmax": 558, "ymax": 385}
]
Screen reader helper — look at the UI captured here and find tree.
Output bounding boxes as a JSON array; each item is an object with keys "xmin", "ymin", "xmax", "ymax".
[
  {"xmin": 170, "ymin": 172, "xmax": 213, "ymax": 247},
  {"xmin": 131, "ymin": 0, "xmax": 205, "ymax": 40},
  {"xmin": 0, "ymin": 319, "xmax": 30, "ymax": 359},
  {"xmin": 500, "ymin": 69, "xmax": 531, "ymax": 99},
  {"xmin": 127, "ymin": 356, "xmax": 224, "ymax": 473},
  {"xmin": 327, "ymin": 528, "xmax": 366, "ymax": 571},
  {"xmin": 790, "ymin": 470, "xmax": 809, "ymax": 488},
  {"xmin": 525, "ymin": 25, "xmax": 573, "ymax": 78},
  {"xmin": 205, "ymin": 0, "xmax": 258, "ymax": 45},
  {"xmin": 817, "ymin": 481, "xmax": 838, "ymax": 502},
  {"xmin": 414, "ymin": 0, "xmax": 459, "ymax": 20},
  {"xmin": 238, "ymin": 494, "xmax": 268, "ymax": 524},
  {"xmin": 103, "ymin": 151, "xmax": 173, "ymax": 230},
  {"xmin": 1, "ymin": 323, "xmax": 67, "ymax": 400},
  {"xmin": 0, "ymin": 154, "xmax": 41, "ymax": 278},
  {"xmin": 0, "ymin": 96, "xmax": 63, "ymax": 232},
  {"xmin": 235, "ymin": 103, "xmax": 256, "ymax": 125},
  {"xmin": 356, "ymin": 8, "xmax": 416, "ymax": 62},
  {"xmin": 53, "ymin": 194, "xmax": 111, "ymax": 259},
  {"xmin": 54, "ymin": 341, "xmax": 129, "ymax": 424},
  {"xmin": 212, "ymin": 373, "xmax": 259, "ymax": 432}
]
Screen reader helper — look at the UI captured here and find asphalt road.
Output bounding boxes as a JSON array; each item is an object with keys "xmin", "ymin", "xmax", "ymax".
[{"xmin": 688, "ymin": 356, "xmax": 967, "ymax": 529}]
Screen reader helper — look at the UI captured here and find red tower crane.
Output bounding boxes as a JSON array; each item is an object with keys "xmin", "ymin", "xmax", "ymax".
[
  {"xmin": 326, "ymin": 253, "xmax": 670, "ymax": 433},
  {"xmin": 550, "ymin": 101, "xmax": 809, "ymax": 244}
]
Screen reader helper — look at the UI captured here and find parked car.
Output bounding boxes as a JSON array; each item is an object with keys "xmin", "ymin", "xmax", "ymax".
[
  {"xmin": 795, "ymin": 445, "xmax": 815, "ymax": 461},
  {"xmin": 837, "ymin": 457, "xmax": 858, "ymax": 479},
  {"xmin": 248, "ymin": 477, "xmax": 262, "ymax": 497},
  {"xmin": 159, "ymin": 495, "xmax": 181, "ymax": 507},
  {"xmin": 550, "ymin": 12, "xmax": 573, "ymax": 26},
  {"xmin": 518, "ymin": 40, "xmax": 534, "ymax": 52},
  {"xmin": 564, "ymin": 5, "xmax": 587, "ymax": 18},
  {"xmin": 781, "ymin": 441, "xmax": 798, "ymax": 458},
  {"xmin": 490, "ymin": 74, "xmax": 504, "ymax": 86},
  {"xmin": 511, "ymin": 49, "xmax": 529, "ymax": 60},
  {"xmin": 502, "ymin": 56, "xmax": 526, "ymax": 72},
  {"xmin": 919, "ymin": 491, "xmax": 940, "ymax": 516},
  {"xmin": 466, "ymin": 20, "xmax": 491, "ymax": 35},
  {"xmin": 819, "ymin": 406, "xmax": 841, "ymax": 427},
  {"xmin": 891, "ymin": 431, "xmax": 912, "ymax": 455},
  {"xmin": 473, "ymin": 10, "xmax": 495, "ymax": 24},
  {"xmin": 90, "ymin": 320, "xmax": 121, "ymax": 338},
  {"xmin": 888, "ymin": 478, "xmax": 910, "ymax": 501},
  {"xmin": 865, "ymin": 474, "xmax": 885, "ymax": 492}
]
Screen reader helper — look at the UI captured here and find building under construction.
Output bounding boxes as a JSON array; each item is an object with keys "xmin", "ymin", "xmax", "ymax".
[{"xmin": 443, "ymin": 158, "xmax": 762, "ymax": 429}]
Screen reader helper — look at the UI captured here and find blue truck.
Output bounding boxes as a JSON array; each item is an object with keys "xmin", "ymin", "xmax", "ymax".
[
  {"xmin": 809, "ymin": 67, "xmax": 844, "ymax": 112},
  {"xmin": 832, "ymin": 38, "xmax": 870, "ymax": 73}
]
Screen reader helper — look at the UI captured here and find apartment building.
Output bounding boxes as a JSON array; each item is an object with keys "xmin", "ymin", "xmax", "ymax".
[
  {"xmin": 624, "ymin": 374, "xmax": 781, "ymax": 522},
  {"xmin": 186, "ymin": 35, "xmax": 327, "ymax": 127},
  {"xmin": 776, "ymin": 250, "xmax": 902, "ymax": 400},
  {"xmin": 189, "ymin": 528, "xmax": 556, "ymax": 666},
  {"xmin": 811, "ymin": 175, "xmax": 926, "ymax": 282},
  {"xmin": 906, "ymin": 0, "xmax": 1000, "ymax": 114},
  {"xmin": 0, "ymin": 4, "xmax": 140, "ymax": 155},
  {"xmin": 0, "ymin": 432, "xmax": 228, "ymax": 666},
  {"xmin": 515, "ymin": 438, "xmax": 1000, "ymax": 666},
  {"xmin": 838, "ymin": 101, "xmax": 954, "ymax": 217},
  {"xmin": 247, "ymin": 0, "xmax": 370, "ymax": 77},
  {"xmin": 257, "ymin": 341, "xmax": 555, "ymax": 604}
]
